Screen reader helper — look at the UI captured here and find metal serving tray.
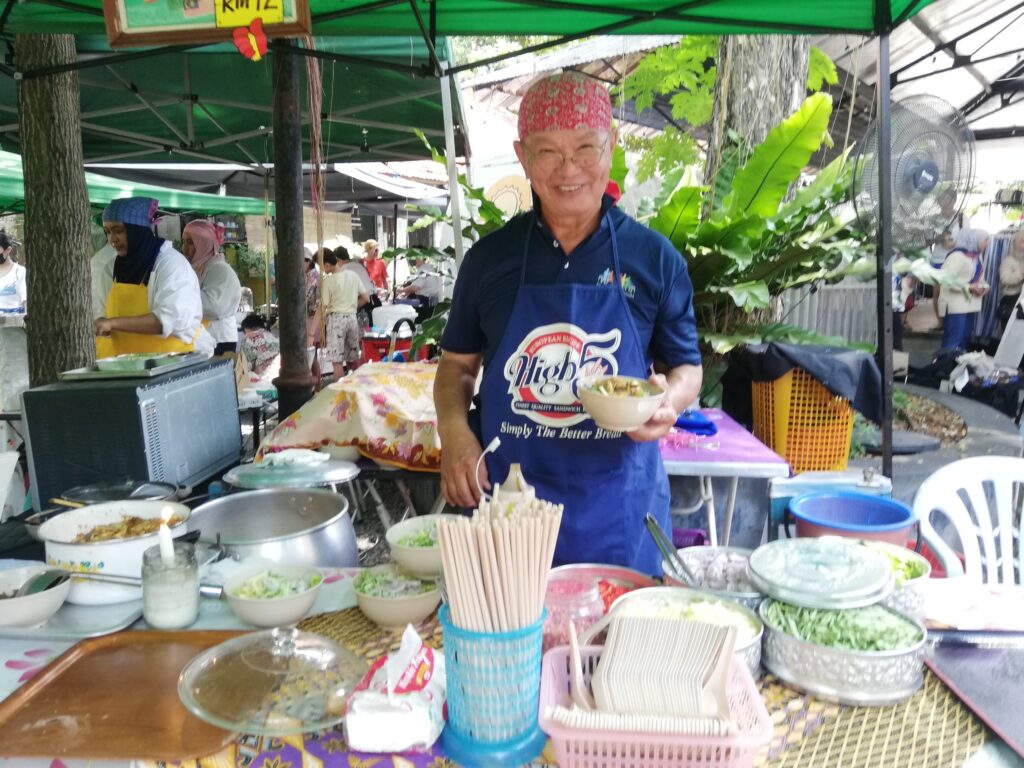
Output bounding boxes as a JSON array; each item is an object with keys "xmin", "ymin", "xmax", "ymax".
[{"xmin": 59, "ymin": 352, "xmax": 208, "ymax": 381}]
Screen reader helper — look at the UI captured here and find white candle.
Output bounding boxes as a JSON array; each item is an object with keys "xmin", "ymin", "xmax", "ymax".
[{"xmin": 158, "ymin": 523, "xmax": 175, "ymax": 565}]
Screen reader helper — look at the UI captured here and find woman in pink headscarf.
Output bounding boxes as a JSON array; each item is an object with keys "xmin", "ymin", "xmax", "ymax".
[{"xmin": 182, "ymin": 219, "xmax": 242, "ymax": 355}]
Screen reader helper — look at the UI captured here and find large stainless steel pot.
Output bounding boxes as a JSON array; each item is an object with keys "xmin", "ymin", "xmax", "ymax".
[{"xmin": 188, "ymin": 488, "xmax": 358, "ymax": 567}]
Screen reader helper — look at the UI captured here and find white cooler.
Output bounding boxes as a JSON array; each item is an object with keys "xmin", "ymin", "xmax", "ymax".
[{"xmin": 372, "ymin": 304, "xmax": 416, "ymax": 337}]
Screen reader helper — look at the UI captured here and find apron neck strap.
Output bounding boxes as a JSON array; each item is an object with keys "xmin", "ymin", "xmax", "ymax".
[{"xmin": 520, "ymin": 210, "xmax": 620, "ymax": 284}]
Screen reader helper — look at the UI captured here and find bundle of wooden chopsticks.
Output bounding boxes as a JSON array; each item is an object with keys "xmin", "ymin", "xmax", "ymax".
[{"xmin": 438, "ymin": 497, "xmax": 563, "ymax": 632}]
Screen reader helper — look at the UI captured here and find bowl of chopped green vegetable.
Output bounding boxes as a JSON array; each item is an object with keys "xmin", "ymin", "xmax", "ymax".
[
  {"xmin": 759, "ymin": 598, "xmax": 927, "ymax": 705},
  {"xmin": 859, "ymin": 541, "xmax": 931, "ymax": 621},
  {"xmin": 577, "ymin": 375, "xmax": 665, "ymax": 432},
  {"xmin": 224, "ymin": 565, "xmax": 324, "ymax": 628},
  {"xmin": 385, "ymin": 514, "xmax": 462, "ymax": 578},
  {"xmin": 353, "ymin": 564, "xmax": 440, "ymax": 629}
]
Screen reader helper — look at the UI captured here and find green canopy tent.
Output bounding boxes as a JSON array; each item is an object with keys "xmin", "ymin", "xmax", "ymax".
[
  {"xmin": 0, "ymin": 149, "xmax": 269, "ymax": 214},
  {"xmin": 1, "ymin": 1, "xmax": 935, "ymax": 40},
  {"xmin": 0, "ymin": 0, "xmax": 941, "ymax": 468},
  {"xmin": 0, "ymin": 37, "xmax": 468, "ymax": 166}
]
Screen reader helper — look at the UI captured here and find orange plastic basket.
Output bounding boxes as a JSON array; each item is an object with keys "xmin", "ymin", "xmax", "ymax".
[{"xmin": 751, "ymin": 367, "xmax": 854, "ymax": 472}]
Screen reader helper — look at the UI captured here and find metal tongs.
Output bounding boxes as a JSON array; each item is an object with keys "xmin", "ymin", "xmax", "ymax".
[{"xmin": 643, "ymin": 513, "xmax": 698, "ymax": 587}]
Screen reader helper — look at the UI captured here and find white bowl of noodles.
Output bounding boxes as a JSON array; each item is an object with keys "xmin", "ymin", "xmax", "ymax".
[
  {"xmin": 578, "ymin": 375, "xmax": 665, "ymax": 432},
  {"xmin": 38, "ymin": 500, "xmax": 191, "ymax": 605}
]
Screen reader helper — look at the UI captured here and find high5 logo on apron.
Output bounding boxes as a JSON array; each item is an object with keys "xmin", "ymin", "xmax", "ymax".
[{"xmin": 481, "ymin": 212, "xmax": 670, "ymax": 575}]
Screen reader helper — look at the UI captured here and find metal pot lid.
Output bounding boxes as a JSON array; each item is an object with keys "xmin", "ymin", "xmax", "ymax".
[
  {"xmin": 61, "ymin": 480, "xmax": 178, "ymax": 504},
  {"xmin": 223, "ymin": 460, "xmax": 360, "ymax": 489},
  {"xmin": 747, "ymin": 537, "xmax": 894, "ymax": 610},
  {"xmin": 178, "ymin": 627, "xmax": 367, "ymax": 737}
]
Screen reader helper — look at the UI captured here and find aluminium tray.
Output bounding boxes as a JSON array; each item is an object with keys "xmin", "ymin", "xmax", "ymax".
[{"xmin": 59, "ymin": 352, "xmax": 208, "ymax": 381}]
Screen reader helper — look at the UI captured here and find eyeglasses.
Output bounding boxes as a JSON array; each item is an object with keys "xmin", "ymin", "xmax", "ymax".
[{"xmin": 527, "ymin": 142, "xmax": 607, "ymax": 173}]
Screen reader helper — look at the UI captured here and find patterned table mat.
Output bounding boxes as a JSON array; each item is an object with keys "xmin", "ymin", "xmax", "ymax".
[{"xmin": 141, "ymin": 608, "xmax": 993, "ymax": 768}]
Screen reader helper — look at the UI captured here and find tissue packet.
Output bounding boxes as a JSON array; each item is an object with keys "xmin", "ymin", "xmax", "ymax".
[{"xmin": 345, "ymin": 624, "xmax": 446, "ymax": 753}]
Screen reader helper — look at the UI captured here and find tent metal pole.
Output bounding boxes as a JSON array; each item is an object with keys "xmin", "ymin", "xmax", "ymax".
[
  {"xmin": 327, "ymin": 86, "xmax": 440, "ymax": 118},
  {"xmin": 194, "ymin": 102, "xmax": 263, "ymax": 166},
  {"xmin": 875, "ymin": 33, "xmax": 894, "ymax": 478},
  {"xmin": 270, "ymin": 40, "xmax": 315, "ymax": 416},
  {"xmin": 440, "ymin": 62, "xmax": 463, "ymax": 267},
  {"xmin": 19, "ymin": 44, "xmax": 206, "ymax": 79},
  {"xmin": 0, "ymin": 99, "xmax": 179, "ymax": 131},
  {"xmin": 105, "ymin": 67, "xmax": 189, "ymax": 145},
  {"xmin": 407, "ymin": 0, "xmax": 443, "ymax": 76},
  {"xmin": 264, "ymin": 173, "xmax": 273, "ymax": 324}
]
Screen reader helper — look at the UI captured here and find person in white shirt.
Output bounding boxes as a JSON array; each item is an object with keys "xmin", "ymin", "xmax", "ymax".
[
  {"xmin": 0, "ymin": 232, "xmax": 27, "ymax": 311},
  {"xmin": 182, "ymin": 219, "xmax": 243, "ymax": 356},
  {"xmin": 94, "ymin": 197, "xmax": 206, "ymax": 357},
  {"xmin": 397, "ymin": 255, "xmax": 442, "ymax": 322},
  {"xmin": 321, "ymin": 247, "xmax": 368, "ymax": 381}
]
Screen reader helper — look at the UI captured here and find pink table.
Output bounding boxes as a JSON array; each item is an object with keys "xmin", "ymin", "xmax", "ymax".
[{"xmin": 659, "ymin": 409, "xmax": 790, "ymax": 546}]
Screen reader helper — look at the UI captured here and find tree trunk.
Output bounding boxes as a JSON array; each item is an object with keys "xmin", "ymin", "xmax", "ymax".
[
  {"xmin": 270, "ymin": 42, "xmax": 315, "ymax": 417},
  {"xmin": 16, "ymin": 34, "xmax": 92, "ymax": 387},
  {"xmin": 704, "ymin": 36, "xmax": 810, "ymax": 196}
]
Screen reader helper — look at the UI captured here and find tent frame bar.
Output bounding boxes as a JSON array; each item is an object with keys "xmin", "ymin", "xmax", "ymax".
[
  {"xmin": 273, "ymin": 40, "xmax": 426, "ymax": 77},
  {"xmin": 890, "ymin": 0, "xmax": 1024, "ymax": 81},
  {"xmin": 407, "ymin": 0, "xmax": 443, "ymax": 77},
  {"xmin": 310, "ymin": 0, "xmax": 404, "ymax": 24},
  {"xmin": 16, "ymin": 44, "xmax": 207, "ymax": 79}
]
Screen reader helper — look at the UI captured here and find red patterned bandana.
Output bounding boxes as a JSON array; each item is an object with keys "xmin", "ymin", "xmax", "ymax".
[{"xmin": 517, "ymin": 72, "xmax": 612, "ymax": 140}]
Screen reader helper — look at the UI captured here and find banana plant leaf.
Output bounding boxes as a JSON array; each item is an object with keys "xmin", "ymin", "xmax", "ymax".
[
  {"xmin": 723, "ymin": 92, "xmax": 833, "ymax": 219},
  {"xmin": 650, "ymin": 184, "xmax": 705, "ymax": 248}
]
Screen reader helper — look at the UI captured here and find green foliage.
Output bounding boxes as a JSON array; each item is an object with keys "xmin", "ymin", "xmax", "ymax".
[
  {"xmin": 807, "ymin": 46, "xmax": 839, "ymax": 93},
  {"xmin": 723, "ymin": 93, "xmax": 833, "ymax": 219},
  {"xmin": 622, "ymin": 36, "xmax": 717, "ymax": 183},
  {"xmin": 411, "ymin": 300, "xmax": 451, "ymax": 357},
  {"xmin": 634, "ymin": 127, "xmax": 701, "ymax": 183},
  {"xmin": 609, "ymin": 145, "xmax": 629, "ymax": 190},
  {"xmin": 622, "ymin": 36, "xmax": 717, "ymax": 124}
]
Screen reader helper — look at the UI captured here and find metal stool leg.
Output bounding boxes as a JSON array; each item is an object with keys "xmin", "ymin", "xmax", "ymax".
[{"xmin": 362, "ymin": 478, "xmax": 394, "ymax": 530}]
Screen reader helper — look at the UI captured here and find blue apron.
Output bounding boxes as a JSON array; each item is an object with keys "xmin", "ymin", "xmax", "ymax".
[{"xmin": 480, "ymin": 212, "xmax": 670, "ymax": 575}]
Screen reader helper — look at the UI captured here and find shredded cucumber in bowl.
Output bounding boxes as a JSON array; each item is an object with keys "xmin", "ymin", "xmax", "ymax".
[
  {"xmin": 763, "ymin": 600, "xmax": 923, "ymax": 652},
  {"xmin": 397, "ymin": 523, "xmax": 437, "ymax": 548},
  {"xmin": 232, "ymin": 570, "xmax": 323, "ymax": 600},
  {"xmin": 355, "ymin": 569, "xmax": 436, "ymax": 598}
]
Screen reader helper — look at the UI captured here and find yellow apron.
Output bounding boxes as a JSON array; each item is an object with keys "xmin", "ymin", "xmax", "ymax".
[{"xmin": 95, "ymin": 280, "xmax": 196, "ymax": 358}]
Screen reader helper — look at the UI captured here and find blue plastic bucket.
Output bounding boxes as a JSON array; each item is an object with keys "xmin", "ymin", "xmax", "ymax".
[
  {"xmin": 439, "ymin": 606, "xmax": 547, "ymax": 767},
  {"xmin": 789, "ymin": 491, "xmax": 916, "ymax": 546}
]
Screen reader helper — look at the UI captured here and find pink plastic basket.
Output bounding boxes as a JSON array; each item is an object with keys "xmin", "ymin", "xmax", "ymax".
[{"xmin": 539, "ymin": 646, "xmax": 772, "ymax": 768}]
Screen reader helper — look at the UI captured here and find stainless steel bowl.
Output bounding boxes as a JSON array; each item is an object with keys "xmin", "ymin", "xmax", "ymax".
[
  {"xmin": 880, "ymin": 579, "xmax": 927, "ymax": 622},
  {"xmin": 611, "ymin": 586, "xmax": 763, "ymax": 678},
  {"xmin": 189, "ymin": 488, "xmax": 358, "ymax": 567},
  {"xmin": 759, "ymin": 599, "xmax": 927, "ymax": 706},
  {"xmin": 662, "ymin": 545, "xmax": 764, "ymax": 611}
]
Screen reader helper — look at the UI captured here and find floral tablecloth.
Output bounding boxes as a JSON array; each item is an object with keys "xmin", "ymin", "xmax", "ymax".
[{"xmin": 260, "ymin": 362, "xmax": 441, "ymax": 472}]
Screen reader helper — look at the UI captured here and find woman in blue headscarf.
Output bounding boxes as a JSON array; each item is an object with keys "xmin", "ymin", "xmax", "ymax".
[
  {"xmin": 94, "ymin": 197, "xmax": 204, "ymax": 358},
  {"xmin": 939, "ymin": 228, "xmax": 990, "ymax": 353}
]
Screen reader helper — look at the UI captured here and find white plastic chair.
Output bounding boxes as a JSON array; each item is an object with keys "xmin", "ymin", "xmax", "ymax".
[{"xmin": 914, "ymin": 455, "xmax": 1024, "ymax": 584}]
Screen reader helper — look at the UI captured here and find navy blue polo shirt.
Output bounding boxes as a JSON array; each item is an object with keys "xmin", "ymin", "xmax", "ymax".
[{"xmin": 441, "ymin": 195, "xmax": 701, "ymax": 371}]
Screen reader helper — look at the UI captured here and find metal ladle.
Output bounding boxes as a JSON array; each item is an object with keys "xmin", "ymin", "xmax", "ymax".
[{"xmin": 16, "ymin": 568, "xmax": 224, "ymax": 598}]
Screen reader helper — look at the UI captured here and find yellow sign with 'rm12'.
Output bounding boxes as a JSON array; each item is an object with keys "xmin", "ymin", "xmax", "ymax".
[{"xmin": 215, "ymin": 0, "xmax": 283, "ymax": 28}]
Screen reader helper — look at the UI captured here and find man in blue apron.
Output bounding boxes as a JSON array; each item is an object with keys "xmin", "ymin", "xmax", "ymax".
[{"xmin": 434, "ymin": 73, "xmax": 702, "ymax": 575}]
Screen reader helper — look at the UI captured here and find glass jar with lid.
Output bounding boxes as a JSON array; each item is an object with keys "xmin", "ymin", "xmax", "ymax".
[
  {"xmin": 142, "ymin": 541, "xmax": 200, "ymax": 629},
  {"xmin": 542, "ymin": 572, "xmax": 605, "ymax": 653}
]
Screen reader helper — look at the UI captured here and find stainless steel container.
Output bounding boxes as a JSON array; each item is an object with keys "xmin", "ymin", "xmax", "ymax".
[
  {"xmin": 189, "ymin": 488, "xmax": 358, "ymax": 567},
  {"xmin": 759, "ymin": 599, "xmax": 927, "ymax": 705},
  {"xmin": 662, "ymin": 546, "xmax": 764, "ymax": 611},
  {"xmin": 611, "ymin": 586, "xmax": 763, "ymax": 678}
]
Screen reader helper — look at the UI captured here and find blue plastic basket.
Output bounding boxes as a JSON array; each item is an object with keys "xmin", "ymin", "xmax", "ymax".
[
  {"xmin": 439, "ymin": 606, "xmax": 547, "ymax": 767},
  {"xmin": 789, "ymin": 491, "xmax": 915, "ymax": 545}
]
